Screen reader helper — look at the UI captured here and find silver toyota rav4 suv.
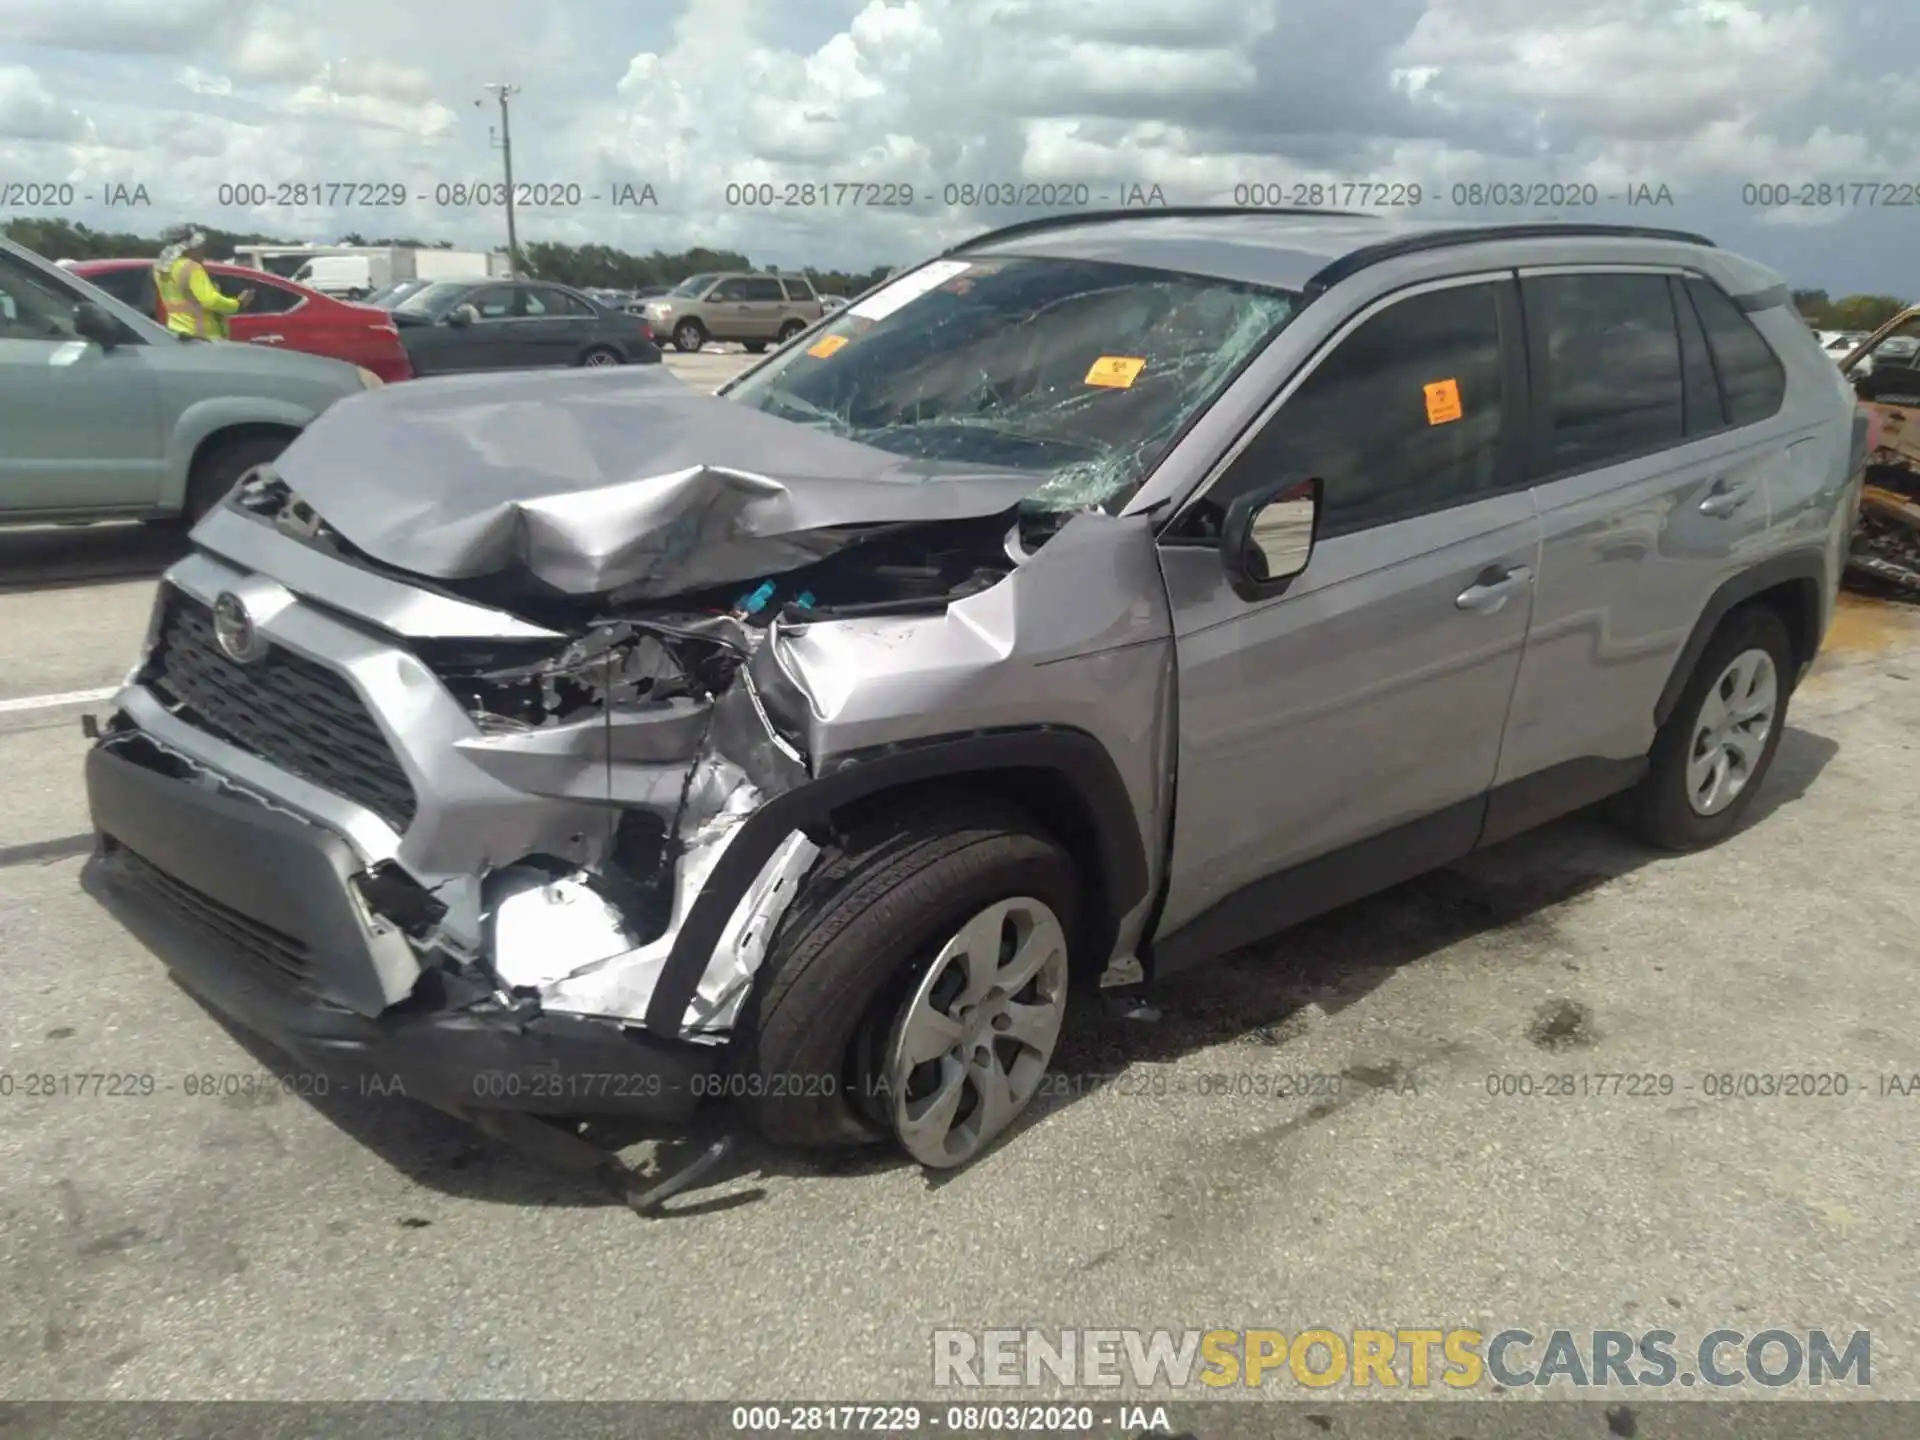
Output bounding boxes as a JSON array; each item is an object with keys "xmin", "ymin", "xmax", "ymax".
[{"xmin": 83, "ymin": 211, "xmax": 1865, "ymax": 1175}]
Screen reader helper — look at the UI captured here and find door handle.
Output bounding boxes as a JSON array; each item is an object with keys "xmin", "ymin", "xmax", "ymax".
[
  {"xmin": 1455, "ymin": 564, "xmax": 1534, "ymax": 612},
  {"xmin": 1698, "ymin": 481, "xmax": 1754, "ymax": 517},
  {"xmin": 251, "ymin": 334, "xmax": 284, "ymax": 344}
]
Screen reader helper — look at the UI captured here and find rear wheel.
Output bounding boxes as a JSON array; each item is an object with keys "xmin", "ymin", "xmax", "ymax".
[
  {"xmin": 743, "ymin": 340, "xmax": 768, "ymax": 354},
  {"xmin": 579, "ymin": 346, "xmax": 621, "ymax": 367},
  {"xmin": 777, "ymin": 320, "xmax": 806, "ymax": 343},
  {"xmin": 672, "ymin": 319, "xmax": 707, "ymax": 353},
  {"xmin": 731, "ymin": 802, "xmax": 1080, "ymax": 1168},
  {"xmin": 1616, "ymin": 604, "xmax": 1794, "ymax": 850}
]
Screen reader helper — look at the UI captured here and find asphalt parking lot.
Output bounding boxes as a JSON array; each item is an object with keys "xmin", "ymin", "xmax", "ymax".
[{"xmin": 3, "ymin": 349, "xmax": 1920, "ymax": 1404}]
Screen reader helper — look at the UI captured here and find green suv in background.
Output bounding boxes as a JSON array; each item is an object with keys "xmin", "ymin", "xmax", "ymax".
[
  {"xmin": 0, "ymin": 238, "xmax": 377, "ymax": 527},
  {"xmin": 640, "ymin": 271, "xmax": 826, "ymax": 353}
]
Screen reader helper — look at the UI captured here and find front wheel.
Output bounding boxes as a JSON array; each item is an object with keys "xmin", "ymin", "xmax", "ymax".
[
  {"xmin": 672, "ymin": 319, "xmax": 706, "ymax": 353},
  {"xmin": 731, "ymin": 803, "xmax": 1080, "ymax": 1168},
  {"xmin": 176, "ymin": 433, "xmax": 293, "ymax": 528},
  {"xmin": 1616, "ymin": 604, "xmax": 1794, "ymax": 850}
]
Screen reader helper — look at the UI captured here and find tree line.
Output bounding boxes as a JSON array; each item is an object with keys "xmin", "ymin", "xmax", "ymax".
[
  {"xmin": 2, "ymin": 217, "xmax": 895, "ymax": 296},
  {"xmin": 1792, "ymin": 289, "xmax": 1911, "ymax": 331}
]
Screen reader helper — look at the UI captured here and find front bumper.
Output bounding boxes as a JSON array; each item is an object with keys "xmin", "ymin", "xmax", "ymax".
[{"xmin": 83, "ymin": 741, "xmax": 716, "ymax": 1120}]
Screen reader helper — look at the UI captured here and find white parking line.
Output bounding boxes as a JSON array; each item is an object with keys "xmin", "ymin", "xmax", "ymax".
[{"xmin": 0, "ymin": 685, "xmax": 118, "ymax": 714}]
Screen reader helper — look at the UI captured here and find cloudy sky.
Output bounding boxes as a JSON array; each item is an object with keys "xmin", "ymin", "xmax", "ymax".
[{"xmin": 3, "ymin": 0, "xmax": 1917, "ymax": 294}]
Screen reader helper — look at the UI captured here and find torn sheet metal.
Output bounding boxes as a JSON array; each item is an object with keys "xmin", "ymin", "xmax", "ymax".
[{"xmin": 271, "ymin": 366, "xmax": 1042, "ymax": 598}]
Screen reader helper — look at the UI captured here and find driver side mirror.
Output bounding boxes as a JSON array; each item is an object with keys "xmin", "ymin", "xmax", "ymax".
[
  {"xmin": 1221, "ymin": 478, "xmax": 1319, "ymax": 595},
  {"xmin": 73, "ymin": 301, "xmax": 120, "ymax": 350}
]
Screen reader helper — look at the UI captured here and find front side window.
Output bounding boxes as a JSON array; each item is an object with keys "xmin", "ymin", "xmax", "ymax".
[
  {"xmin": 469, "ymin": 287, "xmax": 517, "ymax": 319},
  {"xmin": 724, "ymin": 255, "xmax": 1299, "ymax": 514},
  {"xmin": 214, "ymin": 273, "xmax": 300, "ymax": 314},
  {"xmin": 669, "ymin": 274, "xmax": 716, "ymax": 298},
  {"xmin": 1187, "ymin": 281, "xmax": 1509, "ymax": 540},
  {"xmin": 1685, "ymin": 277, "xmax": 1786, "ymax": 426},
  {"xmin": 0, "ymin": 249, "xmax": 86, "ymax": 341},
  {"xmin": 393, "ymin": 281, "xmax": 474, "ymax": 318},
  {"xmin": 710, "ymin": 278, "xmax": 753, "ymax": 301},
  {"xmin": 1529, "ymin": 272, "xmax": 1685, "ymax": 475}
]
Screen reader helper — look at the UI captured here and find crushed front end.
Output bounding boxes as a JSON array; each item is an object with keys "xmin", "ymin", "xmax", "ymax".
[
  {"xmin": 81, "ymin": 496, "xmax": 840, "ymax": 1122},
  {"xmin": 79, "ymin": 470, "xmax": 1036, "ymax": 1127}
]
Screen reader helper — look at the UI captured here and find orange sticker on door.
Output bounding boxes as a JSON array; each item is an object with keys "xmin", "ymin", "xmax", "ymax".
[
  {"xmin": 1086, "ymin": 356, "xmax": 1146, "ymax": 389},
  {"xmin": 807, "ymin": 334, "xmax": 849, "ymax": 358},
  {"xmin": 1423, "ymin": 378, "xmax": 1463, "ymax": 424}
]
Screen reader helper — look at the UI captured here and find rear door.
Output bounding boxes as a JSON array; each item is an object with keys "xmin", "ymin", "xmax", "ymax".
[
  {"xmin": 518, "ymin": 284, "xmax": 600, "ymax": 364},
  {"xmin": 781, "ymin": 276, "xmax": 822, "ymax": 328},
  {"xmin": 1151, "ymin": 274, "xmax": 1541, "ymax": 958},
  {"xmin": 737, "ymin": 276, "xmax": 789, "ymax": 340},
  {"xmin": 1494, "ymin": 268, "xmax": 1782, "ymax": 806}
]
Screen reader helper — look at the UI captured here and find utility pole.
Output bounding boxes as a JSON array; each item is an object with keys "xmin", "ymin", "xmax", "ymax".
[{"xmin": 479, "ymin": 83, "xmax": 521, "ymax": 276}]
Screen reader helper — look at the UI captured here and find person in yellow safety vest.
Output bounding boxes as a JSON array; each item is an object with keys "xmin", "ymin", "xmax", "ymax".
[{"xmin": 152, "ymin": 229, "xmax": 253, "ymax": 339}]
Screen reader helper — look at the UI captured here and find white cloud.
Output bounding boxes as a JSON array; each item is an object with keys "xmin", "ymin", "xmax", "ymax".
[
  {"xmin": 2, "ymin": 0, "xmax": 1917, "ymax": 291},
  {"xmin": 0, "ymin": 65, "xmax": 91, "ymax": 142}
]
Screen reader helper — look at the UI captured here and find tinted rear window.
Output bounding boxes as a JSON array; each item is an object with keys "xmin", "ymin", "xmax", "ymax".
[{"xmin": 1528, "ymin": 272, "xmax": 1685, "ymax": 474}]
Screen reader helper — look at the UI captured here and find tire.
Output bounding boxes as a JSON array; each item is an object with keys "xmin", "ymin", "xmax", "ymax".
[
  {"xmin": 777, "ymin": 320, "xmax": 806, "ymax": 343},
  {"xmin": 1615, "ymin": 604, "xmax": 1794, "ymax": 851},
  {"xmin": 731, "ymin": 802, "xmax": 1081, "ymax": 1166},
  {"xmin": 177, "ymin": 432, "xmax": 293, "ymax": 528},
  {"xmin": 579, "ymin": 346, "xmax": 621, "ymax": 367},
  {"xmin": 672, "ymin": 319, "xmax": 707, "ymax": 353},
  {"xmin": 743, "ymin": 341, "xmax": 768, "ymax": 354}
]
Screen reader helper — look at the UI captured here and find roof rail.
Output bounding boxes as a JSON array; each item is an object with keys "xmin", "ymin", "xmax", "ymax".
[
  {"xmin": 1302, "ymin": 222, "xmax": 1718, "ymax": 297},
  {"xmin": 942, "ymin": 206, "xmax": 1370, "ymax": 257}
]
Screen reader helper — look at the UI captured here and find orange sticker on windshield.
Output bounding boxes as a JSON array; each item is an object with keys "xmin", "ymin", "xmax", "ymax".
[
  {"xmin": 807, "ymin": 334, "xmax": 849, "ymax": 358},
  {"xmin": 1424, "ymin": 378, "xmax": 1463, "ymax": 424},
  {"xmin": 1086, "ymin": 356, "xmax": 1146, "ymax": 389}
]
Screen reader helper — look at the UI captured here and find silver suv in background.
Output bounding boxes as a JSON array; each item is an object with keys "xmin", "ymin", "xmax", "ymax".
[
  {"xmin": 83, "ymin": 212, "xmax": 1862, "ymax": 1183},
  {"xmin": 641, "ymin": 271, "xmax": 825, "ymax": 352},
  {"xmin": 0, "ymin": 237, "xmax": 377, "ymax": 526}
]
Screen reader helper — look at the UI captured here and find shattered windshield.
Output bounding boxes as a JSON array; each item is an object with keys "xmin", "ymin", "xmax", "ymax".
[{"xmin": 720, "ymin": 255, "xmax": 1300, "ymax": 512}]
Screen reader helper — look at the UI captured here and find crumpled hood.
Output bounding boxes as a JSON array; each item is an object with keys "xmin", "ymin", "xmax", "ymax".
[{"xmin": 272, "ymin": 365, "xmax": 1044, "ymax": 598}]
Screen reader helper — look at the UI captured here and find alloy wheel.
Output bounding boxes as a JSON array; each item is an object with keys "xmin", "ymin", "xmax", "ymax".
[
  {"xmin": 1686, "ymin": 647, "xmax": 1779, "ymax": 816},
  {"xmin": 883, "ymin": 896, "xmax": 1069, "ymax": 1168}
]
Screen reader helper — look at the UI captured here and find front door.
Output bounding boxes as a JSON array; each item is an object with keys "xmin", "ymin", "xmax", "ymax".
[
  {"xmin": 704, "ymin": 277, "xmax": 756, "ymax": 340},
  {"xmin": 1150, "ymin": 274, "xmax": 1540, "ymax": 962},
  {"xmin": 0, "ymin": 247, "xmax": 164, "ymax": 516}
]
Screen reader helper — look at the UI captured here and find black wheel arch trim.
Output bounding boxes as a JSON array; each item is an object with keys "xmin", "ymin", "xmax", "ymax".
[
  {"xmin": 643, "ymin": 726, "xmax": 1149, "ymax": 1035},
  {"xmin": 1653, "ymin": 549, "xmax": 1828, "ymax": 729}
]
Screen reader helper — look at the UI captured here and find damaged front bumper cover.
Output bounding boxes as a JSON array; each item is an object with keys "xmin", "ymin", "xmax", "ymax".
[{"xmin": 81, "ymin": 739, "xmax": 722, "ymax": 1120}]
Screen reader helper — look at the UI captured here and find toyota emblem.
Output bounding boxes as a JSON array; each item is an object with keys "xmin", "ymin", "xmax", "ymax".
[{"xmin": 211, "ymin": 591, "xmax": 265, "ymax": 663}]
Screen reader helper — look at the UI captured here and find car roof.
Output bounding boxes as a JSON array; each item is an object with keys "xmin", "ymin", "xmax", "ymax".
[{"xmin": 942, "ymin": 207, "xmax": 1759, "ymax": 297}]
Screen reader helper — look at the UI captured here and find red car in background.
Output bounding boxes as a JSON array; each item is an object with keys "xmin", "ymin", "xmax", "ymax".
[{"xmin": 68, "ymin": 259, "xmax": 414, "ymax": 383}]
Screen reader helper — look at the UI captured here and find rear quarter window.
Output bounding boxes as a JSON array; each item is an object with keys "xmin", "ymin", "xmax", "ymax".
[{"xmin": 1684, "ymin": 277, "xmax": 1787, "ymax": 426}]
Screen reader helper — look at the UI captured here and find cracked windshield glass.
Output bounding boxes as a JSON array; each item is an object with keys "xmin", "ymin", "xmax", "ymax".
[{"xmin": 723, "ymin": 256, "xmax": 1299, "ymax": 512}]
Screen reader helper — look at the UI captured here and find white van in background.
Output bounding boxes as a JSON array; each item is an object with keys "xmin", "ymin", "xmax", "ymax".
[{"xmin": 292, "ymin": 254, "xmax": 378, "ymax": 299}]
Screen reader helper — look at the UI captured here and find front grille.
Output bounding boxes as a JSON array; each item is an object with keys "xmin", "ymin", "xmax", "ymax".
[
  {"xmin": 108, "ymin": 839, "xmax": 318, "ymax": 993},
  {"xmin": 143, "ymin": 590, "xmax": 419, "ymax": 831}
]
